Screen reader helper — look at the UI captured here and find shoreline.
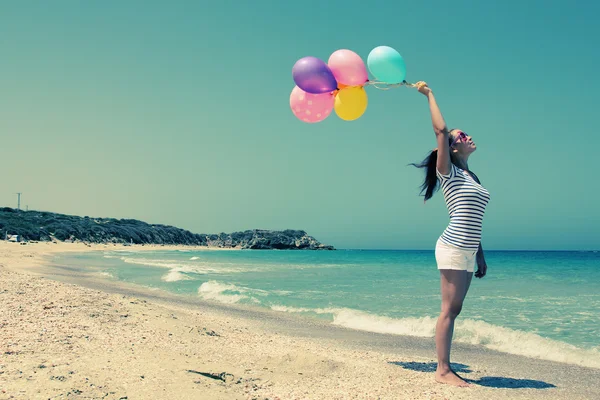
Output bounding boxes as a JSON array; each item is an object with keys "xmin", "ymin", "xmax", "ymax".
[{"xmin": 1, "ymin": 242, "xmax": 599, "ymax": 399}]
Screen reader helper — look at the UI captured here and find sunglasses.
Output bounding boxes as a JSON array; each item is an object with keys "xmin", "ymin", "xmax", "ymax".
[{"xmin": 450, "ymin": 131, "xmax": 468, "ymax": 147}]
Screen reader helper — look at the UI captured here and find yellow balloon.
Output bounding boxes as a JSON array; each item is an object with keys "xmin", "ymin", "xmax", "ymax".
[{"xmin": 334, "ymin": 86, "xmax": 368, "ymax": 121}]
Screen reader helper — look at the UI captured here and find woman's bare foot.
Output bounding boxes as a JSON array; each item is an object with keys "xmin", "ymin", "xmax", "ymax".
[{"xmin": 435, "ymin": 369, "xmax": 472, "ymax": 387}]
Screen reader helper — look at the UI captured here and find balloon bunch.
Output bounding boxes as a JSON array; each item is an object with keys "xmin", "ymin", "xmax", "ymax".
[{"xmin": 290, "ymin": 46, "xmax": 413, "ymax": 123}]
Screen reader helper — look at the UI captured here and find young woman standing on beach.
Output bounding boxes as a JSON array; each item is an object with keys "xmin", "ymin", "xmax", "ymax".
[{"xmin": 411, "ymin": 81, "xmax": 491, "ymax": 387}]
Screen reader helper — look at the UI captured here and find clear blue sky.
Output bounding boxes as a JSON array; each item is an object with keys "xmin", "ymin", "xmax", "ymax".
[{"xmin": 2, "ymin": 1, "xmax": 599, "ymax": 250}]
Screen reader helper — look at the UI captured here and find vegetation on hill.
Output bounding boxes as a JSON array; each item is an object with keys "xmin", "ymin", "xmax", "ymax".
[{"xmin": 0, "ymin": 208, "xmax": 334, "ymax": 250}]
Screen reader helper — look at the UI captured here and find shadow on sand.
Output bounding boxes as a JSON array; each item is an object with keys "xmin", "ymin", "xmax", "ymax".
[
  {"xmin": 389, "ymin": 361, "xmax": 472, "ymax": 373},
  {"xmin": 389, "ymin": 361, "xmax": 556, "ymax": 389}
]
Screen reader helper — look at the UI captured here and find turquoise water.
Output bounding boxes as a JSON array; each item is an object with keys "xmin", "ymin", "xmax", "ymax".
[{"xmin": 52, "ymin": 249, "xmax": 600, "ymax": 368}]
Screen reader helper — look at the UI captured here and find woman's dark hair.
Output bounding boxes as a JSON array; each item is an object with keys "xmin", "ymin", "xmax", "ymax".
[{"xmin": 410, "ymin": 131, "xmax": 455, "ymax": 202}]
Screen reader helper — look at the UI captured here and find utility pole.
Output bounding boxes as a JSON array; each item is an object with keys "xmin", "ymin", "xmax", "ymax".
[{"xmin": 16, "ymin": 193, "xmax": 21, "ymax": 211}]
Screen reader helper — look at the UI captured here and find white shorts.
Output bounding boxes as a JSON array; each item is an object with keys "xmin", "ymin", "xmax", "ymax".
[{"xmin": 435, "ymin": 239, "xmax": 477, "ymax": 273}]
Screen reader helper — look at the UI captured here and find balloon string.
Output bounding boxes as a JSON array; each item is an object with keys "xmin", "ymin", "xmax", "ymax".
[
  {"xmin": 364, "ymin": 80, "xmax": 417, "ymax": 91},
  {"xmin": 332, "ymin": 80, "xmax": 417, "ymax": 94}
]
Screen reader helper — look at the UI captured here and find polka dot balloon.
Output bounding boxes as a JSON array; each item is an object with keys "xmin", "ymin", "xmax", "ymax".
[{"xmin": 289, "ymin": 85, "xmax": 335, "ymax": 123}]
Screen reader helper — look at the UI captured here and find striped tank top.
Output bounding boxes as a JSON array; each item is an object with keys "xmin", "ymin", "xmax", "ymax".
[{"xmin": 436, "ymin": 164, "xmax": 491, "ymax": 250}]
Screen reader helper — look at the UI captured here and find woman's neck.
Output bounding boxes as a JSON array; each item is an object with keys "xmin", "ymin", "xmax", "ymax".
[{"xmin": 452, "ymin": 154, "xmax": 470, "ymax": 171}]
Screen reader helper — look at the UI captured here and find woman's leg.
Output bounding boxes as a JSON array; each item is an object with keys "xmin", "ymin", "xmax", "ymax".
[{"xmin": 435, "ymin": 269, "xmax": 473, "ymax": 386}]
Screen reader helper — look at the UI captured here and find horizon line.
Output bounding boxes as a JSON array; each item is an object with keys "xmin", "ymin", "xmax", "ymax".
[{"xmin": 336, "ymin": 248, "xmax": 600, "ymax": 252}]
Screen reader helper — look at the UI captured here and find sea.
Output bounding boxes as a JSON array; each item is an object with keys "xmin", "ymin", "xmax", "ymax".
[{"xmin": 51, "ymin": 248, "xmax": 600, "ymax": 369}]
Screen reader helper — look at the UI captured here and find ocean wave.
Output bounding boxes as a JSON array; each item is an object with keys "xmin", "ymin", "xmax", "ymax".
[
  {"xmin": 271, "ymin": 305, "xmax": 340, "ymax": 314},
  {"xmin": 116, "ymin": 257, "xmax": 347, "ymax": 276},
  {"xmin": 269, "ymin": 305, "xmax": 600, "ymax": 369},
  {"xmin": 454, "ymin": 319, "xmax": 600, "ymax": 368},
  {"xmin": 197, "ymin": 280, "xmax": 268, "ymax": 304},
  {"xmin": 121, "ymin": 258, "xmax": 184, "ymax": 269},
  {"xmin": 119, "ymin": 257, "xmax": 256, "ymax": 275},
  {"xmin": 106, "ymin": 253, "xmax": 347, "ymax": 274},
  {"xmin": 161, "ymin": 270, "xmax": 194, "ymax": 282},
  {"xmin": 272, "ymin": 290, "xmax": 294, "ymax": 296}
]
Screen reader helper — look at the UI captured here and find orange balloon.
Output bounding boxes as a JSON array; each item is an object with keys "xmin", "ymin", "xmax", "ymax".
[{"xmin": 337, "ymin": 83, "xmax": 348, "ymax": 90}]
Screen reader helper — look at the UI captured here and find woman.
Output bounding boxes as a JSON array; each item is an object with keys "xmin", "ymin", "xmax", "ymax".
[{"xmin": 411, "ymin": 81, "xmax": 491, "ymax": 387}]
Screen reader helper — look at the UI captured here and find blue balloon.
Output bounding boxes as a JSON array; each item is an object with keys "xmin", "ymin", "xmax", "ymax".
[{"xmin": 367, "ymin": 46, "xmax": 407, "ymax": 84}]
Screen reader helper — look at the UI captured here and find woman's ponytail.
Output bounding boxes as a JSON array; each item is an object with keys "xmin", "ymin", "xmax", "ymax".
[{"xmin": 410, "ymin": 149, "xmax": 440, "ymax": 202}]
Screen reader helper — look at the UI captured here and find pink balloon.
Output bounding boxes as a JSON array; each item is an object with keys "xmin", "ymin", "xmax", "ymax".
[
  {"xmin": 289, "ymin": 86, "xmax": 334, "ymax": 123},
  {"xmin": 328, "ymin": 49, "xmax": 368, "ymax": 86}
]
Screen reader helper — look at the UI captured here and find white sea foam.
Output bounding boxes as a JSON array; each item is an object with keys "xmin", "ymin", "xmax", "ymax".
[
  {"xmin": 270, "ymin": 305, "xmax": 340, "ymax": 315},
  {"xmin": 119, "ymin": 257, "xmax": 255, "ymax": 274},
  {"xmin": 197, "ymin": 281, "xmax": 267, "ymax": 304},
  {"xmin": 161, "ymin": 270, "xmax": 193, "ymax": 282},
  {"xmin": 272, "ymin": 290, "xmax": 294, "ymax": 296},
  {"xmin": 113, "ymin": 255, "xmax": 341, "ymax": 276},
  {"xmin": 119, "ymin": 257, "xmax": 181, "ymax": 268},
  {"xmin": 269, "ymin": 305, "xmax": 600, "ymax": 369}
]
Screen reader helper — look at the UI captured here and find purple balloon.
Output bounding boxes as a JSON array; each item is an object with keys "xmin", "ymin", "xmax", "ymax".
[{"xmin": 292, "ymin": 56, "xmax": 338, "ymax": 94}]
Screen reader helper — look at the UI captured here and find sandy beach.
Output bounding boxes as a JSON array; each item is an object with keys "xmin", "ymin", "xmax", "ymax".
[{"xmin": 1, "ymin": 241, "xmax": 598, "ymax": 400}]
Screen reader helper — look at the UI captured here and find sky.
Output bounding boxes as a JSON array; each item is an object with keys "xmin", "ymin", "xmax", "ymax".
[{"xmin": 1, "ymin": 1, "xmax": 599, "ymax": 250}]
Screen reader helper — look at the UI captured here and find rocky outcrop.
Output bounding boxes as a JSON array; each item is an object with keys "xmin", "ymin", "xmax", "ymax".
[
  {"xmin": 0, "ymin": 207, "xmax": 335, "ymax": 250},
  {"xmin": 205, "ymin": 230, "xmax": 335, "ymax": 250}
]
